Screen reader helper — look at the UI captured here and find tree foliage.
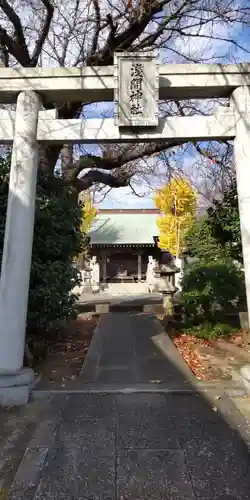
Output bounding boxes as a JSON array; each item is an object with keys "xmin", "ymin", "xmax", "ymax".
[
  {"xmin": 185, "ymin": 217, "xmax": 224, "ymax": 261},
  {"xmin": 79, "ymin": 191, "xmax": 97, "ymax": 235},
  {"xmin": 155, "ymin": 178, "xmax": 196, "ymax": 256},
  {"xmin": 185, "ymin": 179, "xmax": 242, "ymax": 262},
  {"xmin": 0, "ymin": 155, "xmax": 84, "ymax": 335},
  {"xmin": 181, "ymin": 179, "xmax": 244, "ymax": 339},
  {"xmin": 181, "ymin": 259, "xmax": 246, "ymax": 338},
  {"xmin": 208, "ymin": 181, "xmax": 242, "ymax": 262},
  {"xmin": 0, "ymin": 0, "xmax": 249, "ymax": 195}
]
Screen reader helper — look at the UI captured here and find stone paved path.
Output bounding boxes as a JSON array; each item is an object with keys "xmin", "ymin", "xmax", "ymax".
[
  {"xmin": 2, "ymin": 312, "xmax": 250, "ymax": 499},
  {"xmin": 1, "ymin": 393, "xmax": 250, "ymax": 499},
  {"xmin": 80, "ymin": 312, "xmax": 193, "ymax": 387}
]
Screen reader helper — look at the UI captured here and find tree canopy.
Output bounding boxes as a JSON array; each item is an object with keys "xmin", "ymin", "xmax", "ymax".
[
  {"xmin": 185, "ymin": 179, "xmax": 242, "ymax": 263},
  {"xmin": 0, "ymin": 1, "xmax": 249, "ymax": 197}
]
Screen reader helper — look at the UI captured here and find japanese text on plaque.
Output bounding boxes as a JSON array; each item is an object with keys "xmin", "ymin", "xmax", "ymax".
[{"xmin": 129, "ymin": 62, "xmax": 144, "ymax": 116}]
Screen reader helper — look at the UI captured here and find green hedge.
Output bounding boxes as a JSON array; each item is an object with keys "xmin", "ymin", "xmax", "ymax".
[
  {"xmin": 180, "ymin": 259, "xmax": 246, "ymax": 338},
  {"xmin": 0, "ymin": 155, "xmax": 84, "ymax": 336}
]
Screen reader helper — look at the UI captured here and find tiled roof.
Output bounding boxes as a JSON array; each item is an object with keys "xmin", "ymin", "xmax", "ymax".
[{"xmin": 88, "ymin": 210, "xmax": 160, "ymax": 245}]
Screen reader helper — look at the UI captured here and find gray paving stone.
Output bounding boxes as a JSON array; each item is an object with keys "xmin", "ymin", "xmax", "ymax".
[
  {"xmin": 34, "ymin": 453, "xmax": 115, "ymax": 500},
  {"xmin": 55, "ymin": 417, "xmax": 115, "ymax": 457},
  {"xmin": 116, "ymin": 394, "xmax": 179, "ymax": 449},
  {"xmin": 135, "ymin": 358, "xmax": 184, "ymax": 383},
  {"xmin": 116, "ymin": 393, "xmax": 166, "ymax": 412},
  {"xmin": 81, "ymin": 312, "xmax": 185, "ymax": 387},
  {"xmin": 134, "ymin": 331, "xmax": 163, "ymax": 359},
  {"xmin": 0, "ymin": 455, "xmax": 22, "ymax": 494},
  {"xmin": 117, "ymin": 449, "xmax": 196, "ymax": 499},
  {"xmin": 185, "ymin": 443, "xmax": 250, "ymax": 499},
  {"xmin": 95, "ymin": 367, "xmax": 136, "ymax": 384},
  {"xmin": 165, "ymin": 394, "xmax": 248, "ymax": 450},
  {"xmin": 7, "ymin": 447, "xmax": 48, "ymax": 500},
  {"xmin": 28, "ymin": 395, "xmax": 69, "ymax": 449},
  {"xmin": 116, "ymin": 393, "xmax": 170, "ymax": 414},
  {"xmin": 64, "ymin": 394, "xmax": 116, "ymax": 419},
  {"xmin": 0, "ymin": 402, "xmax": 46, "ymax": 492},
  {"xmin": 117, "ymin": 416, "xmax": 179, "ymax": 450}
]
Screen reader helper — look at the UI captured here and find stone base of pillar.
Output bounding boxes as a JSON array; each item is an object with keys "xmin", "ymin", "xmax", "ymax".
[
  {"xmin": 240, "ymin": 365, "xmax": 250, "ymax": 392},
  {"xmin": 0, "ymin": 368, "xmax": 34, "ymax": 406},
  {"xmin": 162, "ymin": 293, "xmax": 174, "ymax": 316}
]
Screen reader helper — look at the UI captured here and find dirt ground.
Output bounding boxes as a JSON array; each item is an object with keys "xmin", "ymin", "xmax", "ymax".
[
  {"xmin": 173, "ymin": 331, "xmax": 250, "ymax": 381},
  {"xmin": 34, "ymin": 314, "xmax": 99, "ymax": 385},
  {"xmin": 158, "ymin": 315, "xmax": 250, "ymax": 381}
]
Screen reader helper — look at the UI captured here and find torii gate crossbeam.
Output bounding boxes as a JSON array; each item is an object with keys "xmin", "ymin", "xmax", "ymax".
[
  {"xmin": 0, "ymin": 60, "xmax": 250, "ymax": 405},
  {"xmin": 0, "ymin": 63, "xmax": 250, "ymax": 102}
]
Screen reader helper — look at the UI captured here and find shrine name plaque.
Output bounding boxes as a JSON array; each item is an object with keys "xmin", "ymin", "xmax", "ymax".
[{"xmin": 114, "ymin": 51, "xmax": 159, "ymax": 127}]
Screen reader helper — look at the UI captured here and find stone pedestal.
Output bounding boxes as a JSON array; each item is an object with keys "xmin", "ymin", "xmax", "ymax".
[
  {"xmin": 155, "ymin": 263, "xmax": 179, "ymax": 317},
  {"xmin": 0, "ymin": 368, "xmax": 34, "ymax": 406},
  {"xmin": 0, "ymin": 91, "xmax": 41, "ymax": 405},
  {"xmin": 162, "ymin": 292, "xmax": 174, "ymax": 316},
  {"xmin": 240, "ymin": 364, "xmax": 250, "ymax": 392}
]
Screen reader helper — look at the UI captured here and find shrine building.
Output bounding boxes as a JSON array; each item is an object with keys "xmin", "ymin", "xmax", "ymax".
[{"xmin": 87, "ymin": 208, "xmax": 160, "ymax": 283}]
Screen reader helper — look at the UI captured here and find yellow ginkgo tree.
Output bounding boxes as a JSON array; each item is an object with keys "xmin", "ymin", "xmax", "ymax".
[
  {"xmin": 154, "ymin": 178, "xmax": 196, "ymax": 258},
  {"xmin": 74, "ymin": 191, "xmax": 97, "ymax": 263},
  {"xmin": 79, "ymin": 191, "xmax": 97, "ymax": 234}
]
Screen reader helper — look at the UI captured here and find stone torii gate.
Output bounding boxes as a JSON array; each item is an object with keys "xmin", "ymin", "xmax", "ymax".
[{"xmin": 0, "ymin": 53, "xmax": 250, "ymax": 404}]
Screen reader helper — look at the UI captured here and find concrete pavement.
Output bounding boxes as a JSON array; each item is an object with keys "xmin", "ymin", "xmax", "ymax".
[
  {"xmin": 2, "ymin": 312, "xmax": 250, "ymax": 498},
  {"xmin": 1, "ymin": 393, "xmax": 250, "ymax": 499}
]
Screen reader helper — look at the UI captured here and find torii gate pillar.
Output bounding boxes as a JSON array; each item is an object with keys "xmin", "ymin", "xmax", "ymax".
[
  {"xmin": 231, "ymin": 86, "xmax": 250, "ymax": 390},
  {"xmin": 231, "ymin": 87, "xmax": 250, "ymax": 328},
  {"xmin": 0, "ymin": 91, "xmax": 41, "ymax": 405}
]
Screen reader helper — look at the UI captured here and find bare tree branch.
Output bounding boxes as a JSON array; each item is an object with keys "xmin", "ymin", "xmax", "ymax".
[
  {"xmin": 87, "ymin": 0, "xmax": 168, "ymax": 65},
  {"xmin": 0, "ymin": 0, "xmax": 248, "ymax": 199},
  {"xmin": 0, "ymin": 36, "xmax": 9, "ymax": 66},
  {"xmin": 0, "ymin": 0, "xmax": 30, "ymax": 64},
  {"xmin": 74, "ymin": 169, "xmax": 129, "ymax": 191},
  {"xmin": 30, "ymin": 0, "xmax": 54, "ymax": 66},
  {"xmin": 87, "ymin": 0, "xmax": 101, "ymax": 60},
  {"xmin": 72, "ymin": 140, "xmax": 183, "ymax": 181}
]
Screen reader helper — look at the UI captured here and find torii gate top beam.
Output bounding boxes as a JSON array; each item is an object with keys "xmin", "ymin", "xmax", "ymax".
[{"xmin": 1, "ymin": 63, "xmax": 250, "ymax": 103}]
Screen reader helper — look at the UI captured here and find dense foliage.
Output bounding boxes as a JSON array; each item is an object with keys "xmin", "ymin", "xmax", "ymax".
[
  {"xmin": 185, "ymin": 180, "xmax": 241, "ymax": 263},
  {"xmin": 185, "ymin": 218, "xmax": 224, "ymax": 261},
  {"xmin": 181, "ymin": 180, "xmax": 245, "ymax": 338},
  {"xmin": 0, "ymin": 155, "xmax": 84, "ymax": 336},
  {"xmin": 207, "ymin": 181, "xmax": 242, "ymax": 262},
  {"xmin": 180, "ymin": 259, "xmax": 246, "ymax": 338}
]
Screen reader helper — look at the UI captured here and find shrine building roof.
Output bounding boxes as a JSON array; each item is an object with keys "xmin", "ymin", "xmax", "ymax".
[{"xmin": 88, "ymin": 209, "xmax": 160, "ymax": 247}]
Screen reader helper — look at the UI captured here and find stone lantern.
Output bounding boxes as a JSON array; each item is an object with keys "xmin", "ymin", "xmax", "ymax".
[{"xmin": 155, "ymin": 261, "xmax": 179, "ymax": 316}]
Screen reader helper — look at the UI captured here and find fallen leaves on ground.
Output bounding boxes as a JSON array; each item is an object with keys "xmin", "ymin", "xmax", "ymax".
[
  {"xmin": 35, "ymin": 314, "xmax": 98, "ymax": 383},
  {"xmin": 229, "ymin": 334, "xmax": 245, "ymax": 346},
  {"xmin": 173, "ymin": 333, "xmax": 213, "ymax": 381}
]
